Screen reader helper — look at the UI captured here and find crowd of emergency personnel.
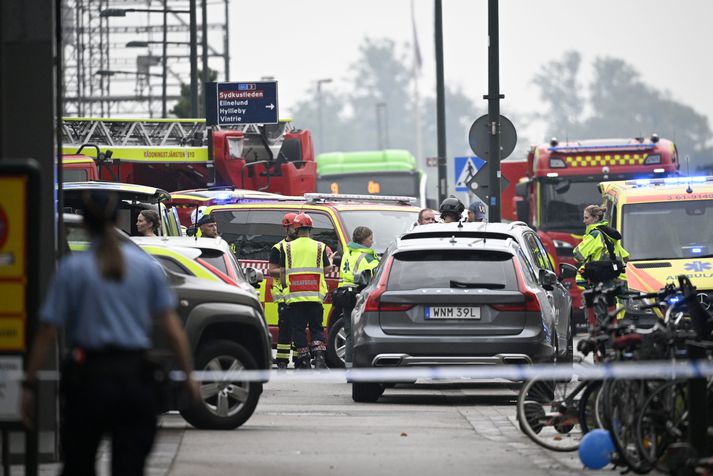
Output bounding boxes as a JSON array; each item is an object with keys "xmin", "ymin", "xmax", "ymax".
[
  {"xmin": 24, "ymin": 185, "xmax": 632, "ymax": 475},
  {"xmin": 171, "ymin": 194, "xmax": 629, "ymax": 370}
]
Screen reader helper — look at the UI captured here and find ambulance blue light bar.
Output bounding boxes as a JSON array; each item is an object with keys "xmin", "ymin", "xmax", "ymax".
[
  {"xmin": 625, "ymin": 176, "xmax": 713, "ymax": 187},
  {"xmin": 304, "ymin": 193, "xmax": 417, "ymax": 204}
]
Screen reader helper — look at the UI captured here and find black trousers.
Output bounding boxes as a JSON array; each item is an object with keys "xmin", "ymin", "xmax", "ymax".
[
  {"xmin": 286, "ymin": 302, "xmax": 324, "ymax": 350},
  {"xmin": 276, "ymin": 303, "xmax": 292, "ymax": 363},
  {"xmin": 60, "ymin": 351, "xmax": 158, "ymax": 476}
]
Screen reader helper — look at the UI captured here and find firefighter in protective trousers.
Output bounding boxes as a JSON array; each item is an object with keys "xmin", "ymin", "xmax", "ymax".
[
  {"xmin": 280, "ymin": 213, "xmax": 332, "ymax": 369},
  {"xmin": 269, "ymin": 212, "xmax": 297, "ymax": 369}
]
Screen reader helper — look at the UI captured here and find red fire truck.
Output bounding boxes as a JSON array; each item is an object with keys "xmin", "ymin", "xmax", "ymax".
[
  {"xmin": 501, "ymin": 135, "xmax": 679, "ymax": 330},
  {"xmin": 60, "ymin": 117, "xmax": 316, "ymax": 196}
]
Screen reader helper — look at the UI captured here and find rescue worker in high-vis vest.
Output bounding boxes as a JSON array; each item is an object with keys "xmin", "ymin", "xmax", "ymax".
[
  {"xmin": 335, "ymin": 226, "xmax": 379, "ymax": 368},
  {"xmin": 573, "ymin": 204, "xmax": 630, "ymax": 323},
  {"xmin": 280, "ymin": 213, "xmax": 333, "ymax": 369},
  {"xmin": 268, "ymin": 212, "xmax": 298, "ymax": 369}
]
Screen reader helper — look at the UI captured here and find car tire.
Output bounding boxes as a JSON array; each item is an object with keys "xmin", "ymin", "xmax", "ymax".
[
  {"xmin": 180, "ymin": 340, "xmax": 262, "ymax": 430},
  {"xmin": 565, "ymin": 318, "xmax": 574, "ymax": 363},
  {"xmin": 326, "ymin": 317, "xmax": 346, "ymax": 368},
  {"xmin": 352, "ymin": 381, "xmax": 384, "ymax": 403}
]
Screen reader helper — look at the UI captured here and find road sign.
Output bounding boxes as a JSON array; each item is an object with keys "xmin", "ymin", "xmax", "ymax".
[
  {"xmin": 468, "ymin": 114, "xmax": 517, "ymax": 160},
  {"xmin": 205, "ymin": 81, "xmax": 279, "ymax": 126},
  {"xmin": 454, "ymin": 156, "xmax": 485, "ymax": 192},
  {"xmin": 465, "ymin": 162, "xmax": 510, "ymax": 205}
]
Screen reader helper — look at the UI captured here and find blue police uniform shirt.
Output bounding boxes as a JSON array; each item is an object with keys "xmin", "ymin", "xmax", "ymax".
[{"xmin": 40, "ymin": 242, "xmax": 177, "ymax": 350}]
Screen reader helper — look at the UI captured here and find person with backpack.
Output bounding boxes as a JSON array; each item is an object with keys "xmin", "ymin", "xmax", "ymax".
[
  {"xmin": 574, "ymin": 204, "xmax": 630, "ymax": 324},
  {"xmin": 333, "ymin": 226, "xmax": 379, "ymax": 368}
]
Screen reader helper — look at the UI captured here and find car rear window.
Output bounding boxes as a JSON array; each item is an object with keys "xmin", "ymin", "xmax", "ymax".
[
  {"xmin": 199, "ymin": 250, "xmax": 229, "ymax": 275},
  {"xmin": 386, "ymin": 250, "xmax": 518, "ymax": 291}
]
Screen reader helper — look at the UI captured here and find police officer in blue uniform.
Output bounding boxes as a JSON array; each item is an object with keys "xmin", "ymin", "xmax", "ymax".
[{"xmin": 22, "ymin": 190, "xmax": 198, "ymax": 476}]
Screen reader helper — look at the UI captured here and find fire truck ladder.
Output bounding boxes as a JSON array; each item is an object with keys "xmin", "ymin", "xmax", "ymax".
[{"xmin": 61, "ymin": 117, "xmax": 293, "ymax": 149}]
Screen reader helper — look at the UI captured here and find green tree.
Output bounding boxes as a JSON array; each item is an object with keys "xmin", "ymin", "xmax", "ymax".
[
  {"xmin": 171, "ymin": 68, "xmax": 218, "ymax": 118},
  {"xmin": 531, "ymin": 53, "xmax": 713, "ymax": 170},
  {"xmin": 290, "ymin": 88, "xmax": 351, "ymax": 155},
  {"xmin": 532, "ymin": 50, "xmax": 584, "ymax": 138},
  {"xmin": 290, "ymin": 37, "xmax": 482, "ymax": 158}
]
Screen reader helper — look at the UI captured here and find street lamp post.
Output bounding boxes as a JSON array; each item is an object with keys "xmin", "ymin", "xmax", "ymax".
[
  {"xmin": 163, "ymin": 0, "xmax": 168, "ymax": 117},
  {"xmin": 190, "ymin": 0, "xmax": 198, "ymax": 117},
  {"xmin": 201, "ymin": 0, "xmax": 209, "ymax": 115},
  {"xmin": 127, "ymin": 40, "xmax": 191, "ymax": 117},
  {"xmin": 316, "ymin": 78, "xmax": 333, "ymax": 154},
  {"xmin": 101, "ymin": 6, "xmax": 196, "ymax": 117}
]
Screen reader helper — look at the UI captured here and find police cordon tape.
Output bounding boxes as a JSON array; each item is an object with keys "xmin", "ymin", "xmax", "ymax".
[{"xmin": 9, "ymin": 359, "xmax": 713, "ymax": 384}]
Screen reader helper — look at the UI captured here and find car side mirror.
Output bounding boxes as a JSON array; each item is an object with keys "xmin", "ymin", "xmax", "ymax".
[
  {"xmin": 538, "ymin": 268, "xmax": 558, "ymax": 291},
  {"xmin": 354, "ymin": 270, "xmax": 372, "ymax": 287},
  {"xmin": 558, "ymin": 263, "xmax": 578, "ymax": 281},
  {"xmin": 244, "ymin": 267, "xmax": 264, "ymax": 288}
]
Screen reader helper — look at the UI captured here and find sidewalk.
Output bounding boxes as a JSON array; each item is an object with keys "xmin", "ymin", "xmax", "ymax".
[{"xmin": 12, "ymin": 414, "xmax": 185, "ymax": 476}]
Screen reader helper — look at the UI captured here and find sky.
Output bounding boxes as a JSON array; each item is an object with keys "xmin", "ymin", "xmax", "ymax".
[{"xmin": 226, "ymin": 0, "xmax": 713, "ymax": 147}]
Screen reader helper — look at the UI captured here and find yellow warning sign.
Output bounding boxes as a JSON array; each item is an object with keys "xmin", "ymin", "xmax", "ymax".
[
  {"xmin": 0, "ymin": 177, "xmax": 26, "ymax": 279},
  {"xmin": 0, "ymin": 319, "xmax": 24, "ymax": 351},
  {"xmin": 0, "ymin": 283, "xmax": 24, "ymax": 314}
]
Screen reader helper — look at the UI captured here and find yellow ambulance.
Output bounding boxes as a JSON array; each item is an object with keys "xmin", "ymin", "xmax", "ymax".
[{"xmin": 598, "ymin": 177, "xmax": 713, "ymax": 307}]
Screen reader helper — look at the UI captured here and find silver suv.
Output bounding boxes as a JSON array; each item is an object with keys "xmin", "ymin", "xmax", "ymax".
[{"xmin": 350, "ymin": 222, "xmax": 575, "ymax": 402}]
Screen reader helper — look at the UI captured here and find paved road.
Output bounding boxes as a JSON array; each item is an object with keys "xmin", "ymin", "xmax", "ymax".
[
  {"xmin": 158, "ymin": 376, "xmax": 587, "ymax": 476},
  {"xmin": 23, "ymin": 373, "xmax": 598, "ymax": 475}
]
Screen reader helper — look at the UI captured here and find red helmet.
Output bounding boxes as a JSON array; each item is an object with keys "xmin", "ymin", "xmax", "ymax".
[
  {"xmin": 292, "ymin": 213, "xmax": 313, "ymax": 229},
  {"xmin": 282, "ymin": 212, "xmax": 297, "ymax": 227}
]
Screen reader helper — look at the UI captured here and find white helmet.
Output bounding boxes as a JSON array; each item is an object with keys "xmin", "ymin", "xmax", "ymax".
[{"xmin": 190, "ymin": 206, "xmax": 207, "ymax": 224}]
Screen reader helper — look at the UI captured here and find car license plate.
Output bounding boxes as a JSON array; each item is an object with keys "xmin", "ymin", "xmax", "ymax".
[{"xmin": 425, "ymin": 306, "xmax": 480, "ymax": 320}]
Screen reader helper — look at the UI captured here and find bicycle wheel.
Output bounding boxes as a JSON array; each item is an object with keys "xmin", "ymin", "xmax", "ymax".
[
  {"xmin": 635, "ymin": 380, "xmax": 688, "ymax": 473},
  {"xmin": 602, "ymin": 379, "xmax": 654, "ymax": 474},
  {"xmin": 516, "ymin": 377, "xmax": 585, "ymax": 452},
  {"xmin": 578, "ymin": 380, "xmax": 603, "ymax": 434}
]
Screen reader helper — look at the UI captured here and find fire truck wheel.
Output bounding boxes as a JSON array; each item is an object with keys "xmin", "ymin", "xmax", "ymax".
[
  {"xmin": 180, "ymin": 340, "xmax": 262, "ymax": 430},
  {"xmin": 326, "ymin": 317, "xmax": 346, "ymax": 368}
]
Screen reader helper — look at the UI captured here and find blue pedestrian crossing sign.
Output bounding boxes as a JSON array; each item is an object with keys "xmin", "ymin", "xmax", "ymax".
[{"xmin": 454, "ymin": 156, "xmax": 485, "ymax": 192}]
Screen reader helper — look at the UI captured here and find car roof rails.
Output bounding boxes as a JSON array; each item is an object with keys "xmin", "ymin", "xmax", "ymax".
[
  {"xmin": 508, "ymin": 221, "xmax": 529, "ymax": 229},
  {"xmin": 399, "ymin": 231, "xmax": 512, "ymax": 241},
  {"xmin": 304, "ymin": 193, "xmax": 417, "ymax": 205}
]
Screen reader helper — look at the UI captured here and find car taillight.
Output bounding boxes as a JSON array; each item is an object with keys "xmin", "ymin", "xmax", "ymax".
[
  {"xmin": 491, "ymin": 260, "xmax": 541, "ymax": 312},
  {"xmin": 363, "ymin": 257, "xmax": 414, "ymax": 313}
]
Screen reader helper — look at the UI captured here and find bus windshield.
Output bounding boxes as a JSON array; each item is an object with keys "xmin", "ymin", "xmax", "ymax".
[
  {"xmin": 339, "ymin": 209, "xmax": 419, "ymax": 254},
  {"xmin": 317, "ymin": 171, "xmax": 420, "ymax": 198},
  {"xmin": 622, "ymin": 200, "xmax": 713, "ymax": 260},
  {"xmin": 539, "ymin": 178, "xmax": 602, "ymax": 234}
]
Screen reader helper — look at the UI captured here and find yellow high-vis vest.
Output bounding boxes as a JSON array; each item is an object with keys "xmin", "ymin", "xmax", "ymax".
[
  {"xmin": 271, "ymin": 239, "xmax": 287, "ymax": 303},
  {"xmin": 338, "ymin": 246, "xmax": 379, "ymax": 288},
  {"xmin": 283, "ymin": 237, "xmax": 327, "ymax": 304}
]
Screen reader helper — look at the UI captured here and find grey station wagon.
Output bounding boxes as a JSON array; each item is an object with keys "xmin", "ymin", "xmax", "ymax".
[{"xmin": 350, "ymin": 222, "xmax": 575, "ymax": 402}]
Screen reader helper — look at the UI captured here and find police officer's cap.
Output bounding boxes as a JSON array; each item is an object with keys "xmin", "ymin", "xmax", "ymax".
[
  {"xmin": 469, "ymin": 202, "xmax": 487, "ymax": 220},
  {"xmin": 197, "ymin": 214, "xmax": 216, "ymax": 226}
]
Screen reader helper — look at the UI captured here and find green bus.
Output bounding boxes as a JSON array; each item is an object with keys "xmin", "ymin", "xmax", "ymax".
[{"xmin": 315, "ymin": 150, "xmax": 427, "ymax": 207}]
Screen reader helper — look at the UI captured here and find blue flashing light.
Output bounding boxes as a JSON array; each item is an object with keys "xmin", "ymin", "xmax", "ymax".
[
  {"xmin": 663, "ymin": 175, "xmax": 708, "ymax": 185},
  {"xmin": 626, "ymin": 175, "xmax": 713, "ymax": 187},
  {"xmin": 213, "ymin": 191, "xmax": 236, "ymax": 204},
  {"xmin": 692, "ymin": 247, "xmax": 703, "ymax": 254},
  {"xmin": 667, "ymin": 295, "xmax": 682, "ymax": 305}
]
